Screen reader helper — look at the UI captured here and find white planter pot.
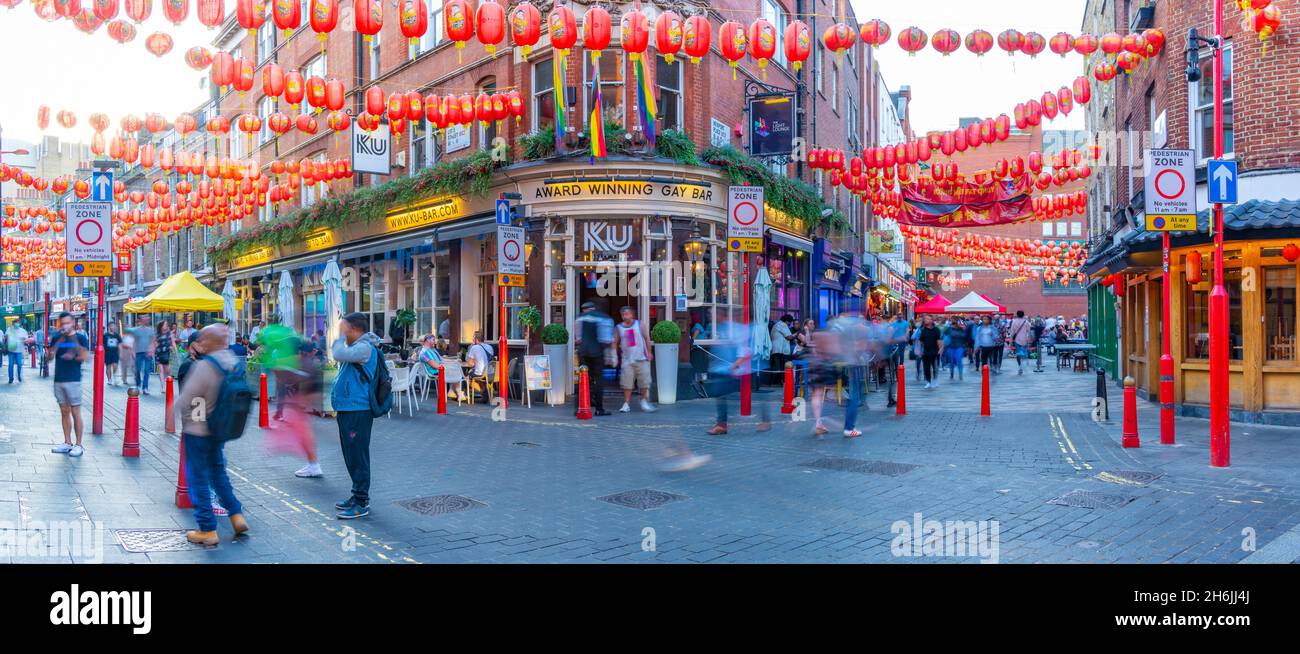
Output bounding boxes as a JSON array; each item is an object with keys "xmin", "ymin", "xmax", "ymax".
[
  {"xmin": 544, "ymin": 343, "xmax": 570, "ymax": 405},
  {"xmin": 654, "ymin": 343, "xmax": 679, "ymax": 404}
]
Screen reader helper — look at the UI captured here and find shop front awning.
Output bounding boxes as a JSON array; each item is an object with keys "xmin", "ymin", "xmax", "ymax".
[
  {"xmin": 914, "ymin": 294, "xmax": 952, "ymax": 314},
  {"xmin": 768, "ymin": 229, "xmax": 814, "ymax": 252},
  {"xmin": 123, "ymin": 271, "xmax": 231, "ymax": 313}
]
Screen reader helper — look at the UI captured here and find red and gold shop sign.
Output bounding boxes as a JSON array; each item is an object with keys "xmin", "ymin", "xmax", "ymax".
[
  {"xmin": 232, "ymin": 247, "xmax": 274, "ymax": 268},
  {"xmin": 305, "ymin": 228, "xmax": 336, "ymax": 251},
  {"xmin": 385, "ymin": 197, "xmax": 465, "ymax": 233},
  {"xmin": 116, "ymin": 250, "xmax": 131, "ymax": 273},
  {"xmin": 765, "ymin": 204, "xmax": 808, "ymax": 236}
]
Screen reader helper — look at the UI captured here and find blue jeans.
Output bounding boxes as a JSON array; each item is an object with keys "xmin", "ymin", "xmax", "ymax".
[
  {"xmin": 183, "ymin": 433, "xmax": 243, "ymax": 531},
  {"xmin": 948, "ymin": 347, "xmax": 965, "ymax": 378},
  {"xmin": 134, "ymin": 352, "xmax": 152, "ymax": 391},
  {"xmin": 7, "ymin": 351, "xmax": 22, "ymax": 382},
  {"xmin": 844, "ymin": 366, "xmax": 864, "ymax": 431}
]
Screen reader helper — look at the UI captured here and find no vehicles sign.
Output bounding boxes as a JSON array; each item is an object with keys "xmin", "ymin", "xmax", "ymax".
[
  {"xmin": 66, "ymin": 202, "xmax": 113, "ymax": 277},
  {"xmin": 1143, "ymin": 149, "xmax": 1197, "ymax": 231},
  {"xmin": 727, "ymin": 186, "xmax": 765, "ymax": 252}
]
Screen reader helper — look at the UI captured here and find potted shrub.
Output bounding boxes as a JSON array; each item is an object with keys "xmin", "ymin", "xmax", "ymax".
[
  {"xmin": 539, "ymin": 323, "xmax": 570, "ymax": 406},
  {"xmin": 517, "ymin": 305, "xmax": 542, "ymax": 353},
  {"xmin": 650, "ymin": 320, "xmax": 681, "ymax": 404}
]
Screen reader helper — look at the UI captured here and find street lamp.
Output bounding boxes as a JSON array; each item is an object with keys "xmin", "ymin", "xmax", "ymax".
[{"xmin": 682, "ymin": 220, "xmax": 707, "ymax": 262}]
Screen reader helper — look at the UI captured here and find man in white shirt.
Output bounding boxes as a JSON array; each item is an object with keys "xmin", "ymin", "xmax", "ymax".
[
  {"xmin": 6, "ymin": 321, "xmax": 29, "ymax": 384},
  {"xmin": 465, "ymin": 331, "xmax": 494, "ymax": 400}
]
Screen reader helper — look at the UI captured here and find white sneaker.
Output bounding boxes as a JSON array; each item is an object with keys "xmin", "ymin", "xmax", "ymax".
[
  {"xmin": 619, "ymin": 402, "xmax": 631, "ymax": 413},
  {"xmin": 295, "ymin": 462, "xmax": 324, "ymax": 478},
  {"xmin": 51, "ymin": 443, "xmax": 73, "ymax": 454},
  {"xmin": 924, "ymin": 382, "xmax": 932, "ymax": 389},
  {"xmin": 212, "ymin": 504, "xmax": 228, "ymax": 517},
  {"xmin": 660, "ymin": 453, "xmax": 713, "ymax": 472},
  {"xmin": 68, "ymin": 445, "xmax": 84, "ymax": 457},
  {"xmin": 640, "ymin": 400, "xmax": 657, "ymax": 413}
]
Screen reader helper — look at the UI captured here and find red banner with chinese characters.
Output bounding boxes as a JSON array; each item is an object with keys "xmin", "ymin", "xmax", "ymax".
[{"xmin": 899, "ymin": 176, "xmax": 1033, "ymax": 227}]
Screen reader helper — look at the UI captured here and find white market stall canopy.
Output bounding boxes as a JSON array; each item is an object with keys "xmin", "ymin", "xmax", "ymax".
[{"xmin": 944, "ymin": 291, "xmax": 1001, "ymax": 314}]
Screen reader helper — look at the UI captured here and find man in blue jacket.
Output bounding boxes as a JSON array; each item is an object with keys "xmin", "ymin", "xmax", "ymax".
[{"xmin": 331, "ymin": 312, "xmax": 381, "ymax": 519}]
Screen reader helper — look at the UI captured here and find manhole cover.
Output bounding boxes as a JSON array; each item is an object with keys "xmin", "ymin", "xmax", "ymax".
[
  {"xmin": 396, "ymin": 495, "xmax": 488, "ymax": 516},
  {"xmin": 597, "ymin": 489, "xmax": 688, "ymax": 511},
  {"xmin": 801, "ymin": 457, "xmax": 920, "ymax": 476},
  {"xmin": 1047, "ymin": 490, "xmax": 1135, "ymax": 510},
  {"xmin": 1096, "ymin": 470, "xmax": 1164, "ymax": 486},
  {"xmin": 114, "ymin": 529, "xmax": 212, "ymax": 553},
  {"xmin": 512, "ymin": 441, "xmax": 541, "ymax": 447}
]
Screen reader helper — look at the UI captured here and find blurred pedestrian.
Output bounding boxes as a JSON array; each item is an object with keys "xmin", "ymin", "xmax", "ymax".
[
  {"xmin": 6, "ymin": 320, "xmax": 28, "ymax": 383},
  {"xmin": 130, "ymin": 315, "xmax": 155, "ymax": 394},
  {"xmin": 574, "ymin": 301, "xmax": 613, "ymax": 416},
  {"xmin": 1009, "ymin": 310, "xmax": 1033, "ymax": 375},
  {"xmin": 155, "ymin": 320, "xmax": 175, "ymax": 384},
  {"xmin": 176, "ymin": 324, "xmax": 249, "ymax": 546},
  {"xmin": 615, "ymin": 306, "xmax": 655, "ymax": 413},
  {"xmin": 917, "ymin": 314, "xmax": 943, "ymax": 389},
  {"xmin": 119, "ymin": 327, "xmax": 134, "ymax": 386},
  {"xmin": 331, "ymin": 312, "xmax": 382, "ymax": 519},
  {"xmin": 103, "ymin": 323, "xmax": 120, "ymax": 385},
  {"xmin": 705, "ymin": 319, "xmax": 771, "ymax": 435}
]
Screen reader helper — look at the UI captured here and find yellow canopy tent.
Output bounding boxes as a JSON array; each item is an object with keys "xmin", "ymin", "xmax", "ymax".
[{"xmin": 123, "ymin": 271, "xmax": 239, "ymax": 313}]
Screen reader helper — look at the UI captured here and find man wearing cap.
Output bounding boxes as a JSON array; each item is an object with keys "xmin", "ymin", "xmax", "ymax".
[{"xmin": 574, "ymin": 301, "xmax": 614, "ymax": 416}]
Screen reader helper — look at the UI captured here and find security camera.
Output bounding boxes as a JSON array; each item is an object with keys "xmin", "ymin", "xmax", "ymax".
[{"xmin": 821, "ymin": 208, "xmax": 834, "ymax": 218}]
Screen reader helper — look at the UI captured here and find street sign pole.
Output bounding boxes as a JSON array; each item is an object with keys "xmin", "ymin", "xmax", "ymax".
[
  {"xmin": 740, "ymin": 251, "xmax": 752, "ymax": 417},
  {"xmin": 1159, "ymin": 232, "xmax": 1174, "ymax": 445},
  {"xmin": 92, "ymin": 279, "xmax": 105, "ymax": 435},
  {"xmin": 1209, "ymin": 1, "xmax": 1230, "ymax": 467}
]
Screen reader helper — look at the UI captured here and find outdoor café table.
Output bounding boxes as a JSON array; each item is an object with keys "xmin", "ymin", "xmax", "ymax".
[{"xmin": 1054, "ymin": 343, "xmax": 1096, "ymax": 371}]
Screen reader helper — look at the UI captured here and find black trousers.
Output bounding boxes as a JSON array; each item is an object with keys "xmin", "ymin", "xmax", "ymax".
[
  {"xmin": 336, "ymin": 410, "xmax": 375, "ymax": 505},
  {"xmin": 922, "ymin": 353, "xmax": 940, "ymax": 382},
  {"xmin": 979, "ymin": 346, "xmax": 999, "ymax": 371},
  {"xmin": 576, "ymin": 355, "xmax": 605, "ymax": 412}
]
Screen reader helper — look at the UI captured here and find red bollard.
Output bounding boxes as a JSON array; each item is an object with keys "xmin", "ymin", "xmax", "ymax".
[
  {"xmin": 576, "ymin": 365, "xmax": 593, "ymax": 420},
  {"xmin": 980, "ymin": 365, "xmax": 991, "ymax": 417},
  {"xmin": 175, "ymin": 435, "xmax": 192, "ymax": 509},
  {"xmin": 895, "ymin": 364, "xmax": 906, "ymax": 416},
  {"xmin": 164, "ymin": 375, "xmax": 176, "ymax": 434},
  {"xmin": 1122, "ymin": 376, "xmax": 1140, "ymax": 448},
  {"xmin": 259, "ymin": 372, "xmax": 269, "ymax": 428},
  {"xmin": 30, "ymin": 347, "xmax": 35, "ymax": 369},
  {"xmin": 436, "ymin": 364, "xmax": 447, "ymax": 415},
  {"xmin": 122, "ymin": 387, "xmax": 140, "ymax": 458},
  {"xmin": 781, "ymin": 363, "xmax": 795, "ymax": 414},
  {"xmin": 1159, "ymin": 355, "xmax": 1175, "ymax": 445}
]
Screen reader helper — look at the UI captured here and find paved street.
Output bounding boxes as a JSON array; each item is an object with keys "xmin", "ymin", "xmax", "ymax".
[{"xmin": 3, "ymin": 359, "xmax": 1299, "ymax": 564}]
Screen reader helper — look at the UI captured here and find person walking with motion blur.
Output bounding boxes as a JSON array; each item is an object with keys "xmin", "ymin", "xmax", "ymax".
[
  {"xmin": 974, "ymin": 315, "xmax": 1000, "ymax": 375},
  {"xmin": 944, "ymin": 318, "xmax": 968, "ymax": 382},
  {"xmin": 48, "ymin": 313, "xmax": 89, "ymax": 458},
  {"xmin": 807, "ymin": 325, "xmax": 839, "ymax": 436},
  {"xmin": 6, "ymin": 320, "xmax": 28, "ymax": 384},
  {"xmin": 103, "ymin": 323, "xmax": 121, "ymax": 386},
  {"xmin": 705, "ymin": 318, "xmax": 771, "ymax": 435},
  {"xmin": 131, "ymin": 315, "xmax": 155, "ymax": 394},
  {"xmin": 917, "ymin": 314, "xmax": 944, "ymax": 389},
  {"xmin": 155, "ymin": 320, "xmax": 175, "ymax": 385},
  {"xmin": 615, "ymin": 306, "xmax": 656, "ymax": 414},
  {"xmin": 1008, "ymin": 310, "xmax": 1033, "ymax": 375},
  {"xmin": 574, "ymin": 301, "xmax": 613, "ymax": 417},
  {"xmin": 176, "ymin": 324, "xmax": 249, "ymax": 546}
]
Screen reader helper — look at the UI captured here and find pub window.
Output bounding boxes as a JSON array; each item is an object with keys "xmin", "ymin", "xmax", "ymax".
[
  {"xmin": 478, "ymin": 78, "xmax": 498, "ymax": 150},
  {"xmin": 1194, "ymin": 43, "xmax": 1233, "ymax": 161},
  {"xmin": 656, "ymin": 56, "xmax": 683, "ymax": 132},
  {"xmin": 419, "ymin": 0, "xmax": 446, "ymax": 55},
  {"xmin": 1184, "ymin": 267, "xmax": 1242, "ymax": 360},
  {"xmin": 257, "ymin": 22, "xmax": 277, "ymax": 63},
  {"xmin": 533, "ymin": 58, "xmax": 557, "ymax": 132},
  {"xmin": 584, "ymin": 52, "xmax": 625, "ymax": 127},
  {"xmin": 1264, "ymin": 266, "xmax": 1297, "ymax": 362}
]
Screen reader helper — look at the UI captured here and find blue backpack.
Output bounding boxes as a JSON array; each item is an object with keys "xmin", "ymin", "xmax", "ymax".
[{"xmin": 203, "ymin": 356, "xmax": 253, "ymax": 442}]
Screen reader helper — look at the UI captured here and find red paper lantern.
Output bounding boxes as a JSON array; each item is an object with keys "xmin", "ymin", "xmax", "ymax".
[
  {"xmin": 994, "ymin": 114, "xmax": 1011, "ymax": 141},
  {"xmin": 1073, "ymin": 33, "xmax": 1098, "ymax": 55},
  {"xmin": 1121, "ymin": 32, "xmax": 1147, "ymax": 55},
  {"xmin": 718, "ymin": 20, "xmax": 747, "ymax": 76},
  {"xmin": 510, "ymin": 1, "xmax": 541, "ymax": 59},
  {"xmin": 308, "ymin": 0, "xmax": 337, "ymax": 41},
  {"xmin": 295, "ymin": 113, "xmax": 317, "ymax": 135},
  {"xmin": 1142, "ymin": 28, "xmax": 1165, "ymax": 57},
  {"xmin": 1057, "ymin": 87, "xmax": 1074, "ymax": 116},
  {"xmin": 1100, "ymin": 32, "xmax": 1122, "ymax": 55},
  {"xmin": 683, "ymin": 14, "xmax": 711, "ymax": 64},
  {"xmin": 965, "ymin": 29, "xmax": 993, "ymax": 56},
  {"xmin": 1041, "ymin": 92, "xmax": 1059, "ymax": 120},
  {"xmin": 748, "ymin": 18, "xmax": 776, "ymax": 74},
  {"xmin": 547, "ymin": 4, "xmax": 577, "ymax": 54},
  {"xmin": 1116, "ymin": 51, "xmax": 1142, "ymax": 73},
  {"xmin": 1284, "ymin": 244, "xmax": 1300, "ymax": 263},
  {"xmin": 236, "ymin": 0, "xmax": 266, "ymax": 35},
  {"xmin": 931, "ymin": 28, "xmax": 960, "ymax": 56},
  {"xmin": 582, "ymin": 5, "xmax": 612, "ymax": 61},
  {"xmin": 399, "ymin": 0, "xmax": 428, "ymax": 47},
  {"xmin": 997, "ymin": 29, "xmax": 1023, "ymax": 55},
  {"xmin": 1020, "ymin": 31, "xmax": 1046, "ymax": 57},
  {"xmin": 896, "ymin": 26, "xmax": 926, "ymax": 55},
  {"xmin": 354, "ymin": 0, "xmax": 382, "ymax": 42},
  {"xmin": 1049, "ymin": 32, "xmax": 1073, "ymax": 57},
  {"xmin": 94, "ymin": 0, "xmax": 118, "ymax": 20},
  {"xmin": 145, "ymin": 31, "xmax": 173, "ymax": 57},
  {"xmin": 325, "ymin": 78, "xmax": 345, "ymax": 111},
  {"xmin": 283, "ymin": 70, "xmax": 305, "ymax": 107},
  {"xmin": 622, "ymin": 8, "xmax": 651, "ymax": 61},
  {"xmin": 266, "ymin": 111, "xmax": 291, "ymax": 135},
  {"xmin": 210, "ymin": 51, "xmax": 234, "ymax": 88},
  {"xmin": 405, "ymin": 91, "xmax": 423, "ymax": 122},
  {"xmin": 387, "ymin": 92, "xmax": 405, "ymax": 122},
  {"xmin": 1073, "ymin": 76, "xmax": 1092, "ymax": 104},
  {"xmin": 477, "ymin": 0, "xmax": 506, "ymax": 56},
  {"xmin": 1093, "ymin": 61, "xmax": 1117, "ymax": 82},
  {"xmin": 507, "ymin": 90, "xmax": 525, "ymax": 124},
  {"xmin": 233, "ymin": 57, "xmax": 255, "ymax": 93},
  {"xmin": 107, "ymin": 19, "xmax": 136, "ymax": 44},
  {"xmin": 124, "ymin": 0, "xmax": 149, "ymax": 22},
  {"xmin": 272, "ymin": 0, "xmax": 299, "ymax": 36},
  {"xmin": 262, "ymin": 62, "xmax": 284, "ymax": 98},
  {"xmin": 184, "ymin": 45, "xmax": 211, "ymax": 70},
  {"xmin": 859, "ymin": 19, "xmax": 890, "ymax": 48},
  {"xmin": 365, "ymin": 86, "xmax": 385, "ymax": 116}
]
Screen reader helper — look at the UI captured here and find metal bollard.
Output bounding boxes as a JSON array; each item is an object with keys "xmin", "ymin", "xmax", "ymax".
[
  {"xmin": 122, "ymin": 387, "xmax": 140, "ymax": 458},
  {"xmin": 1095, "ymin": 368, "xmax": 1109, "ymax": 420}
]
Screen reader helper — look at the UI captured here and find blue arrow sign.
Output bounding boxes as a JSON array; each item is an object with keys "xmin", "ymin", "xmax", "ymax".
[
  {"xmin": 1208, "ymin": 159, "xmax": 1237, "ymax": 205},
  {"xmin": 91, "ymin": 171, "xmax": 113, "ymax": 202},
  {"xmin": 495, "ymin": 198, "xmax": 512, "ymax": 225}
]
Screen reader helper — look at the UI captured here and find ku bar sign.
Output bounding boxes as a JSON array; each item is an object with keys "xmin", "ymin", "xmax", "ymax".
[
  {"xmin": 727, "ymin": 186, "xmax": 764, "ymax": 252},
  {"xmin": 1143, "ymin": 149, "xmax": 1197, "ymax": 231},
  {"xmin": 351, "ymin": 124, "xmax": 392, "ymax": 176},
  {"xmin": 67, "ymin": 202, "xmax": 113, "ymax": 277}
]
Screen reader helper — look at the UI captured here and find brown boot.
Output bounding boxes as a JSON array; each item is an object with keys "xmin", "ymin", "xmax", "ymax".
[
  {"xmin": 230, "ymin": 513, "xmax": 249, "ymax": 536},
  {"xmin": 706, "ymin": 424, "xmax": 728, "ymax": 435},
  {"xmin": 755, "ymin": 421, "xmax": 772, "ymax": 432},
  {"xmin": 186, "ymin": 530, "xmax": 219, "ymax": 546}
]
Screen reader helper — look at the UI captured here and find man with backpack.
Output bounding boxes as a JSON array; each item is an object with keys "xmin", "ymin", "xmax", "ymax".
[
  {"xmin": 331, "ymin": 312, "xmax": 389, "ymax": 520},
  {"xmin": 574, "ymin": 301, "xmax": 614, "ymax": 416},
  {"xmin": 176, "ymin": 324, "xmax": 250, "ymax": 546}
]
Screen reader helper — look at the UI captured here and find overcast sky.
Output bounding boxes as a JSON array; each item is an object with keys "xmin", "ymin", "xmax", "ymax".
[
  {"xmin": 1, "ymin": 1, "xmax": 1088, "ymax": 147},
  {"xmin": 850, "ymin": 0, "xmax": 1089, "ymax": 134},
  {"xmin": 0, "ymin": 8, "xmax": 213, "ymax": 146}
]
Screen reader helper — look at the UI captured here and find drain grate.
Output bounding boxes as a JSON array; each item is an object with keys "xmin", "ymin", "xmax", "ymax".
[
  {"xmin": 512, "ymin": 441, "xmax": 541, "ymax": 448},
  {"xmin": 801, "ymin": 457, "xmax": 920, "ymax": 476},
  {"xmin": 396, "ymin": 495, "xmax": 488, "ymax": 516},
  {"xmin": 1096, "ymin": 470, "xmax": 1164, "ymax": 487},
  {"xmin": 114, "ymin": 529, "xmax": 212, "ymax": 553},
  {"xmin": 597, "ymin": 489, "xmax": 688, "ymax": 511},
  {"xmin": 1047, "ymin": 490, "xmax": 1135, "ymax": 510}
]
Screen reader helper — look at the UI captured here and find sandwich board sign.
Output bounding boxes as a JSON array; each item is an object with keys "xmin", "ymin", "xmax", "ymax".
[{"xmin": 1143, "ymin": 149, "xmax": 1197, "ymax": 231}]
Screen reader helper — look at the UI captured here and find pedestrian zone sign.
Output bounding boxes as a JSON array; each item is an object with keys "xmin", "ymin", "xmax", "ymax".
[
  {"xmin": 1143, "ymin": 148, "xmax": 1197, "ymax": 231},
  {"xmin": 727, "ymin": 186, "xmax": 765, "ymax": 252}
]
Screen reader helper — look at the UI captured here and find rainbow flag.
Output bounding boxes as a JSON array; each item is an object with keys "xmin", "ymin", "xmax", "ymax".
[
  {"xmin": 552, "ymin": 53, "xmax": 567, "ymax": 148},
  {"xmin": 589, "ymin": 62, "xmax": 607, "ymax": 161},
  {"xmin": 634, "ymin": 57, "xmax": 656, "ymax": 145}
]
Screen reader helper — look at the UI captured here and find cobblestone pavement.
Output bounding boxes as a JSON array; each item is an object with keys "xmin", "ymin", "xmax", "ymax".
[{"xmin": 2, "ymin": 359, "xmax": 1298, "ymax": 564}]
